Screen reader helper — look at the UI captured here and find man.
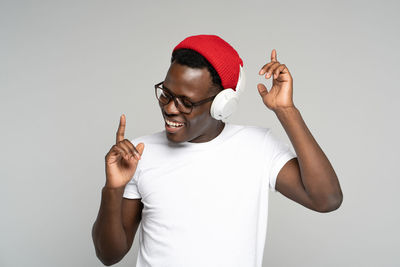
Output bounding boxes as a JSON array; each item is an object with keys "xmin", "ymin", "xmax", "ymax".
[{"xmin": 92, "ymin": 35, "xmax": 343, "ymax": 267}]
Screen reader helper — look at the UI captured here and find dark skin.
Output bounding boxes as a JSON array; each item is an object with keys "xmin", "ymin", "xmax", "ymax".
[
  {"xmin": 92, "ymin": 114, "xmax": 144, "ymax": 266},
  {"xmin": 92, "ymin": 61, "xmax": 225, "ymax": 265},
  {"xmin": 92, "ymin": 54, "xmax": 343, "ymax": 265},
  {"xmin": 161, "ymin": 61, "xmax": 225, "ymax": 143},
  {"xmin": 257, "ymin": 49, "xmax": 342, "ymax": 212}
]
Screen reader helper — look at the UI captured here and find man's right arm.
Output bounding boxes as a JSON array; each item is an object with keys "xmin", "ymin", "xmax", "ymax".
[
  {"xmin": 92, "ymin": 187, "xmax": 143, "ymax": 266},
  {"xmin": 92, "ymin": 115, "xmax": 145, "ymax": 265}
]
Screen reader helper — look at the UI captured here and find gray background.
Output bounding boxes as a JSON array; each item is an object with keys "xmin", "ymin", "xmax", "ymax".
[{"xmin": 1, "ymin": 0, "xmax": 399, "ymax": 266}]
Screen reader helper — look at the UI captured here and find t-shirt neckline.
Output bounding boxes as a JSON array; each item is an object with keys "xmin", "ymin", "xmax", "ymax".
[{"xmin": 166, "ymin": 122, "xmax": 232, "ymax": 150}]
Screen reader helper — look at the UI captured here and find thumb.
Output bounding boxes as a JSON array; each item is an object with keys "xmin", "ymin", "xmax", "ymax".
[
  {"xmin": 136, "ymin": 143, "xmax": 145, "ymax": 156},
  {"xmin": 257, "ymin": 83, "xmax": 269, "ymax": 98}
]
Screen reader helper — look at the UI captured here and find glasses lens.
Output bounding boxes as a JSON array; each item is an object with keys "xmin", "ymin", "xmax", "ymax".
[
  {"xmin": 156, "ymin": 87, "xmax": 171, "ymax": 104},
  {"xmin": 155, "ymin": 86, "xmax": 193, "ymax": 114},
  {"xmin": 176, "ymin": 98, "xmax": 192, "ymax": 114}
]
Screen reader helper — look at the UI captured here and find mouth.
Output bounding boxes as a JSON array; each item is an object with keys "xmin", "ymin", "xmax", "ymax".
[{"xmin": 164, "ymin": 118, "xmax": 186, "ymax": 133}]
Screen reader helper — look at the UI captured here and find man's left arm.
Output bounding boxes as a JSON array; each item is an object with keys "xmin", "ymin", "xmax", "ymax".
[{"xmin": 257, "ymin": 49, "xmax": 343, "ymax": 213}]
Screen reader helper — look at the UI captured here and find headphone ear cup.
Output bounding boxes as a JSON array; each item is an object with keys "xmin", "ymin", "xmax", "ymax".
[
  {"xmin": 210, "ymin": 66, "xmax": 245, "ymax": 121},
  {"xmin": 210, "ymin": 89, "xmax": 239, "ymax": 121}
]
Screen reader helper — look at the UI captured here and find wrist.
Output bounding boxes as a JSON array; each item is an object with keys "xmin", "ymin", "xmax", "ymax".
[
  {"xmin": 273, "ymin": 105, "xmax": 298, "ymax": 116},
  {"xmin": 99, "ymin": 186, "xmax": 125, "ymax": 213},
  {"xmin": 102, "ymin": 185, "xmax": 125, "ymax": 196}
]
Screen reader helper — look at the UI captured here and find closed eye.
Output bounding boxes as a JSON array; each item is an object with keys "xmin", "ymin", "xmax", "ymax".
[
  {"xmin": 162, "ymin": 85, "xmax": 196, "ymax": 103},
  {"xmin": 181, "ymin": 98, "xmax": 193, "ymax": 108}
]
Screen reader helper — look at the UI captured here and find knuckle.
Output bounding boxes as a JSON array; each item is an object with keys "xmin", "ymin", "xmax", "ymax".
[
  {"xmin": 125, "ymin": 140, "xmax": 134, "ymax": 149},
  {"xmin": 116, "ymin": 144, "xmax": 125, "ymax": 152}
]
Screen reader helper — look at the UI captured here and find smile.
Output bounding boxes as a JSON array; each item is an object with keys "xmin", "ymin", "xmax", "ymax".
[{"xmin": 165, "ymin": 119, "xmax": 185, "ymax": 128}]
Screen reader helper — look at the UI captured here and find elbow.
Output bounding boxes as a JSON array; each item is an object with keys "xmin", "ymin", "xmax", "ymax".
[
  {"xmin": 95, "ymin": 248, "xmax": 124, "ymax": 266},
  {"xmin": 93, "ymin": 238, "xmax": 126, "ymax": 266},
  {"xmin": 97, "ymin": 255, "xmax": 114, "ymax": 266},
  {"xmin": 92, "ymin": 225, "xmax": 125, "ymax": 266},
  {"xmin": 100, "ymin": 259, "xmax": 119, "ymax": 266},
  {"xmin": 314, "ymin": 191, "xmax": 343, "ymax": 213}
]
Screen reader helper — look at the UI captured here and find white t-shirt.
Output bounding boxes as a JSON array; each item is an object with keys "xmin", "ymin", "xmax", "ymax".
[{"xmin": 123, "ymin": 123, "xmax": 296, "ymax": 267}]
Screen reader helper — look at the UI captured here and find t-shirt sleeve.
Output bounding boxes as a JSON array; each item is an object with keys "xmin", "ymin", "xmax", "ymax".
[
  {"xmin": 123, "ymin": 138, "xmax": 142, "ymax": 199},
  {"xmin": 123, "ymin": 171, "xmax": 142, "ymax": 199},
  {"xmin": 264, "ymin": 130, "xmax": 297, "ymax": 192}
]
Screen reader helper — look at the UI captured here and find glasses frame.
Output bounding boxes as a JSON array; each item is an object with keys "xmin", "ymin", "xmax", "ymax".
[{"xmin": 154, "ymin": 81, "xmax": 217, "ymax": 114}]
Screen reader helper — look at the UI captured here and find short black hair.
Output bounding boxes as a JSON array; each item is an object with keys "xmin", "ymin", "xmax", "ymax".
[{"xmin": 171, "ymin": 48, "xmax": 223, "ymax": 92}]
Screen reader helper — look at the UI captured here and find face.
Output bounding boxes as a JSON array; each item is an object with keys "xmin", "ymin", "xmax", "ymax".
[{"xmin": 160, "ymin": 61, "xmax": 224, "ymax": 143}]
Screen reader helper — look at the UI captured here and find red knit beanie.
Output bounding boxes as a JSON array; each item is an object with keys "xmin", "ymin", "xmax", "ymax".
[{"xmin": 173, "ymin": 34, "xmax": 243, "ymax": 91}]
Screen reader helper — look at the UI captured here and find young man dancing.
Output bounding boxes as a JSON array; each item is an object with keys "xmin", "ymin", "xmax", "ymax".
[{"xmin": 92, "ymin": 34, "xmax": 343, "ymax": 267}]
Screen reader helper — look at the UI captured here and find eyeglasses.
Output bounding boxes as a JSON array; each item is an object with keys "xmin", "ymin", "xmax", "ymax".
[{"xmin": 154, "ymin": 82, "xmax": 217, "ymax": 114}]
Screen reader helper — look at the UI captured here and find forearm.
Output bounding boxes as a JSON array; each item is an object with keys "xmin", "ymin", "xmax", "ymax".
[
  {"xmin": 275, "ymin": 106, "xmax": 342, "ymax": 210},
  {"xmin": 92, "ymin": 186, "xmax": 129, "ymax": 265}
]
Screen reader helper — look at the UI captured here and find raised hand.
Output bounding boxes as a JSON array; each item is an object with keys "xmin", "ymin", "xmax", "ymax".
[
  {"xmin": 257, "ymin": 49, "xmax": 295, "ymax": 112},
  {"xmin": 104, "ymin": 115, "xmax": 145, "ymax": 189}
]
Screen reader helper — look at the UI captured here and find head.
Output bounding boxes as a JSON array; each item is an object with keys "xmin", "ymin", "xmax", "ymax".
[
  {"xmin": 160, "ymin": 49, "xmax": 223, "ymax": 143},
  {"xmin": 160, "ymin": 36, "xmax": 240, "ymax": 143}
]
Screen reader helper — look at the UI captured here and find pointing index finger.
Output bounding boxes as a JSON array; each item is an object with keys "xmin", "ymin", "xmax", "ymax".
[
  {"xmin": 271, "ymin": 49, "xmax": 277, "ymax": 62},
  {"xmin": 116, "ymin": 114, "xmax": 126, "ymax": 143}
]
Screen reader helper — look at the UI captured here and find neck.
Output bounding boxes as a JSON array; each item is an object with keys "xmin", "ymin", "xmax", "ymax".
[{"xmin": 189, "ymin": 120, "xmax": 225, "ymax": 143}]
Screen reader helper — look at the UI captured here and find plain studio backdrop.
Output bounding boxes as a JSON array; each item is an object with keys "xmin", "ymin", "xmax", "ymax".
[{"xmin": 1, "ymin": 0, "xmax": 399, "ymax": 266}]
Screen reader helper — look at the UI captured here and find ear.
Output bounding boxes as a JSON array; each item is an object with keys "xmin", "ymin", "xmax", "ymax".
[{"xmin": 208, "ymin": 84, "xmax": 223, "ymax": 95}]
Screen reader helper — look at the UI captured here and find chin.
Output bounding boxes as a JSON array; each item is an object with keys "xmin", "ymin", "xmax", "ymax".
[{"xmin": 165, "ymin": 132, "xmax": 187, "ymax": 143}]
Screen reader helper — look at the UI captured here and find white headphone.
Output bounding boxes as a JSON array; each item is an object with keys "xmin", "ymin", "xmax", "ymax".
[{"xmin": 210, "ymin": 65, "xmax": 245, "ymax": 121}]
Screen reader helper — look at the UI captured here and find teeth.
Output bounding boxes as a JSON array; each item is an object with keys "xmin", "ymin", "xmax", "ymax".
[{"xmin": 166, "ymin": 119, "xmax": 184, "ymax": 127}]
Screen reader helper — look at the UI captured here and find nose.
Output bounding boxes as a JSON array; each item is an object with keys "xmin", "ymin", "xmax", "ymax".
[{"xmin": 163, "ymin": 98, "xmax": 180, "ymax": 115}]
